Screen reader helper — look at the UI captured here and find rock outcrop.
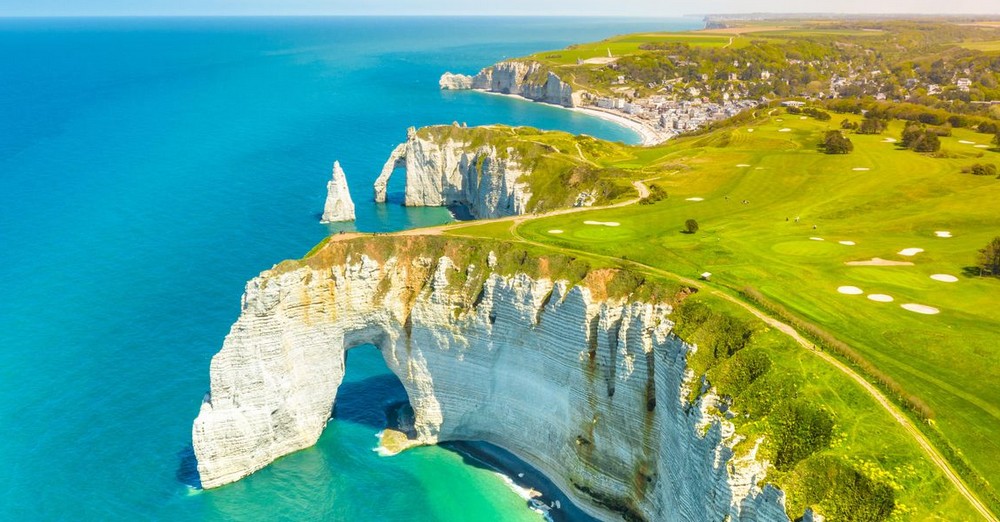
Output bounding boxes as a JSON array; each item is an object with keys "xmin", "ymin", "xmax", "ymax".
[
  {"xmin": 320, "ymin": 161, "xmax": 355, "ymax": 223},
  {"xmin": 372, "ymin": 127, "xmax": 531, "ymax": 219},
  {"xmin": 192, "ymin": 241, "xmax": 789, "ymax": 521},
  {"xmin": 440, "ymin": 61, "xmax": 575, "ymax": 108}
]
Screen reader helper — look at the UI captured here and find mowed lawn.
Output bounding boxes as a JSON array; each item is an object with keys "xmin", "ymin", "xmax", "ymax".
[{"xmin": 512, "ymin": 114, "xmax": 1000, "ymax": 489}]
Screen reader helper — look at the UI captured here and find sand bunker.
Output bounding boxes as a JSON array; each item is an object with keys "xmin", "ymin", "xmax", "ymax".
[
  {"xmin": 901, "ymin": 303, "xmax": 940, "ymax": 315},
  {"xmin": 934, "ymin": 231, "xmax": 952, "ymax": 238},
  {"xmin": 800, "ymin": 116, "xmax": 808, "ymax": 120},
  {"xmin": 974, "ymin": 144, "xmax": 990, "ymax": 149},
  {"xmin": 845, "ymin": 257, "xmax": 914, "ymax": 266},
  {"xmin": 548, "ymin": 229, "xmax": 563, "ymax": 234},
  {"xmin": 736, "ymin": 164, "xmax": 751, "ymax": 167},
  {"xmin": 898, "ymin": 248, "xmax": 924, "ymax": 256},
  {"xmin": 746, "ymin": 129, "xmax": 755, "ymax": 133},
  {"xmin": 868, "ymin": 294, "xmax": 894, "ymax": 302},
  {"xmin": 958, "ymin": 140, "xmax": 975, "ymax": 144},
  {"xmin": 852, "ymin": 167, "xmax": 870, "ymax": 171},
  {"xmin": 583, "ymin": 220, "xmax": 620, "ymax": 227},
  {"xmin": 778, "ymin": 128, "xmax": 792, "ymax": 132},
  {"xmin": 930, "ymin": 274, "xmax": 958, "ymax": 282},
  {"xmin": 839, "ymin": 240, "xmax": 856, "ymax": 246},
  {"xmin": 809, "ymin": 237, "xmax": 824, "ymax": 241},
  {"xmin": 882, "ymin": 138, "xmax": 897, "ymax": 143},
  {"xmin": 838, "ymin": 286, "xmax": 864, "ymax": 295},
  {"xmin": 685, "ymin": 197, "xmax": 704, "ymax": 201}
]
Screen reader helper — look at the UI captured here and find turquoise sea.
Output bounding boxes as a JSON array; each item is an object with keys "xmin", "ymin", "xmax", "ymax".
[{"xmin": 0, "ymin": 16, "xmax": 701, "ymax": 520}]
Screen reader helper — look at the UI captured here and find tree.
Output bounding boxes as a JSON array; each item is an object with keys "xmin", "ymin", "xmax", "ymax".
[
  {"xmin": 979, "ymin": 236, "xmax": 1000, "ymax": 276},
  {"xmin": 912, "ymin": 131, "xmax": 940, "ymax": 152},
  {"xmin": 994, "ymin": 132, "xmax": 1000, "ymax": 147},
  {"xmin": 822, "ymin": 130, "xmax": 854, "ymax": 154},
  {"xmin": 684, "ymin": 219, "xmax": 699, "ymax": 234},
  {"xmin": 901, "ymin": 124, "xmax": 941, "ymax": 153},
  {"xmin": 840, "ymin": 119, "xmax": 858, "ymax": 130},
  {"xmin": 858, "ymin": 116, "xmax": 887, "ymax": 135}
]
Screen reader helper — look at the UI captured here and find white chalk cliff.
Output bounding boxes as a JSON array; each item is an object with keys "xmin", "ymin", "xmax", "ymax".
[
  {"xmin": 440, "ymin": 60, "xmax": 576, "ymax": 107},
  {"xmin": 320, "ymin": 161, "xmax": 355, "ymax": 223},
  {"xmin": 192, "ymin": 243, "xmax": 790, "ymax": 521},
  {"xmin": 372, "ymin": 127, "xmax": 532, "ymax": 219}
]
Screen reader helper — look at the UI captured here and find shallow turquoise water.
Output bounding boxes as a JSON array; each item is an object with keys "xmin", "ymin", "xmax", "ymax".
[{"xmin": 0, "ymin": 16, "xmax": 700, "ymax": 520}]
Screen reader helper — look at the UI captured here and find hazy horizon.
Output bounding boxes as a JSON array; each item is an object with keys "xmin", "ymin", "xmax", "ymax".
[{"xmin": 2, "ymin": 0, "xmax": 997, "ymax": 18}]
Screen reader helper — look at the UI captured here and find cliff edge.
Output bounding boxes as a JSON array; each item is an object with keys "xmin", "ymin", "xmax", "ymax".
[
  {"xmin": 192, "ymin": 237, "xmax": 789, "ymax": 522},
  {"xmin": 440, "ymin": 60, "xmax": 575, "ymax": 108}
]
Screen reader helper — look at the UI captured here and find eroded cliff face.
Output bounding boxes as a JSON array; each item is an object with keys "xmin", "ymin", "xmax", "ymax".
[
  {"xmin": 440, "ymin": 60, "xmax": 575, "ymax": 107},
  {"xmin": 372, "ymin": 127, "xmax": 531, "ymax": 219},
  {"xmin": 192, "ymin": 242, "xmax": 789, "ymax": 522}
]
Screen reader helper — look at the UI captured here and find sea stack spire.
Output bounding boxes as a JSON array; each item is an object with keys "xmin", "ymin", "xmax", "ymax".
[{"xmin": 321, "ymin": 161, "xmax": 356, "ymax": 223}]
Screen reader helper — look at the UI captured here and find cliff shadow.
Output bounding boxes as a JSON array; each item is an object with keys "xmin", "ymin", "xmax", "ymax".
[
  {"xmin": 440, "ymin": 441, "xmax": 600, "ymax": 522},
  {"xmin": 175, "ymin": 444, "xmax": 201, "ymax": 489},
  {"xmin": 446, "ymin": 202, "xmax": 475, "ymax": 221}
]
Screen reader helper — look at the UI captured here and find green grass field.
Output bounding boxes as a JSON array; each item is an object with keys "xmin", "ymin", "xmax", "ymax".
[
  {"xmin": 528, "ymin": 32, "xmax": 742, "ymax": 66},
  {"xmin": 443, "ymin": 110, "xmax": 1000, "ymax": 518},
  {"xmin": 960, "ymin": 40, "xmax": 1000, "ymax": 52}
]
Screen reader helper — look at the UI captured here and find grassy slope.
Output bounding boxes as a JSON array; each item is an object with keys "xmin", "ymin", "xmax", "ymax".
[
  {"xmin": 501, "ymin": 112, "xmax": 1000, "ymax": 494},
  {"xmin": 444, "ymin": 111, "xmax": 1000, "ymax": 518}
]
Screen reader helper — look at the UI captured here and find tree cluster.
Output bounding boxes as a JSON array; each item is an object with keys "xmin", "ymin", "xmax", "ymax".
[
  {"xmin": 900, "ymin": 124, "xmax": 941, "ymax": 152},
  {"xmin": 857, "ymin": 116, "xmax": 889, "ymax": 135},
  {"xmin": 822, "ymin": 130, "xmax": 854, "ymax": 154},
  {"xmin": 979, "ymin": 237, "xmax": 1000, "ymax": 276},
  {"xmin": 786, "ymin": 106, "xmax": 831, "ymax": 121}
]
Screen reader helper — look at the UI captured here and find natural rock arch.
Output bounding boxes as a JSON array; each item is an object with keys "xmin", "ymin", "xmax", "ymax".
[{"xmin": 192, "ymin": 252, "xmax": 789, "ymax": 521}]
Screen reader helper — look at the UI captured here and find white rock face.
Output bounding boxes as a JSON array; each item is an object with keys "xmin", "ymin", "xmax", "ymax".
[
  {"xmin": 320, "ymin": 161, "xmax": 355, "ymax": 223},
  {"xmin": 372, "ymin": 128, "xmax": 532, "ymax": 219},
  {"xmin": 192, "ymin": 252, "xmax": 789, "ymax": 521},
  {"xmin": 439, "ymin": 72, "xmax": 474, "ymax": 90},
  {"xmin": 439, "ymin": 60, "xmax": 575, "ymax": 107}
]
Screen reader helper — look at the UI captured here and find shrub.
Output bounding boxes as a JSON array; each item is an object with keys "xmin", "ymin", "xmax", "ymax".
[
  {"xmin": 769, "ymin": 400, "xmax": 835, "ymax": 470},
  {"xmin": 969, "ymin": 163, "xmax": 998, "ymax": 176},
  {"xmin": 711, "ymin": 349, "xmax": 772, "ymax": 396},
  {"xmin": 977, "ymin": 121, "xmax": 999, "ymax": 134},
  {"xmin": 841, "ymin": 119, "xmax": 858, "ymax": 130},
  {"xmin": 789, "ymin": 456, "xmax": 896, "ymax": 522},
  {"xmin": 684, "ymin": 218, "xmax": 699, "ymax": 234},
  {"xmin": 639, "ymin": 183, "xmax": 667, "ymax": 205}
]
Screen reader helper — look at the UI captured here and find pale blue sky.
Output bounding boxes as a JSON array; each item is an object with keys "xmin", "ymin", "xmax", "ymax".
[{"xmin": 1, "ymin": 0, "xmax": 995, "ymax": 17}]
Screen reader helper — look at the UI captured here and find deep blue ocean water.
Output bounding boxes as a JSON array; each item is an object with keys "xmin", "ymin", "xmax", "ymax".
[{"xmin": 0, "ymin": 16, "xmax": 700, "ymax": 520}]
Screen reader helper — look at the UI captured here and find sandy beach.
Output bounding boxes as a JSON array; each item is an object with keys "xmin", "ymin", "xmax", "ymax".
[
  {"xmin": 570, "ymin": 106, "xmax": 672, "ymax": 145},
  {"xmin": 473, "ymin": 90, "xmax": 670, "ymax": 146}
]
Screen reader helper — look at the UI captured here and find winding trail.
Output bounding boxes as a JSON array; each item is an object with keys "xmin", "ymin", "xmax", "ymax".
[{"xmin": 328, "ymin": 178, "xmax": 995, "ymax": 520}]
